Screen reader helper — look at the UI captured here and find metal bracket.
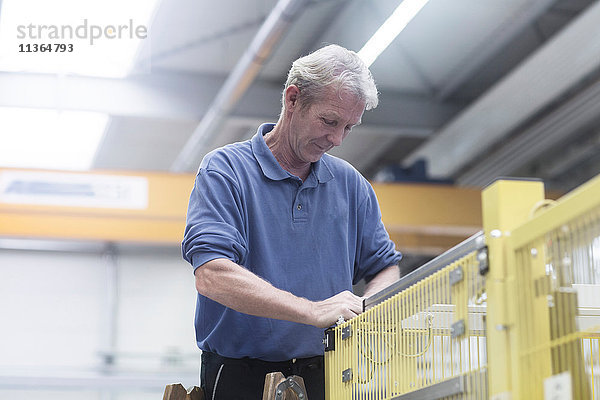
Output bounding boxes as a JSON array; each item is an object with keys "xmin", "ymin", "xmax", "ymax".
[
  {"xmin": 323, "ymin": 328, "xmax": 335, "ymax": 352},
  {"xmin": 449, "ymin": 266, "xmax": 464, "ymax": 286},
  {"xmin": 390, "ymin": 372, "xmax": 468, "ymax": 399},
  {"xmin": 342, "ymin": 368, "xmax": 353, "ymax": 383},
  {"xmin": 451, "ymin": 319, "xmax": 465, "ymax": 338},
  {"xmin": 275, "ymin": 376, "xmax": 307, "ymax": 400},
  {"xmin": 478, "ymin": 247, "xmax": 489, "ymax": 276},
  {"xmin": 341, "ymin": 325, "xmax": 352, "ymax": 340}
]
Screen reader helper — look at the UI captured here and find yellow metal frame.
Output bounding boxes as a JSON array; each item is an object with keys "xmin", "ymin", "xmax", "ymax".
[
  {"xmin": 325, "ymin": 244, "xmax": 488, "ymax": 399},
  {"xmin": 502, "ymin": 174, "xmax": 600, "ymax": 399},
  {"xmin": 482, "ymin": 179, "xmax": 546, "ymax": 398},
  {"xmin": 325, "ymin": 174, "xmax": 600, "ymax": 399}
]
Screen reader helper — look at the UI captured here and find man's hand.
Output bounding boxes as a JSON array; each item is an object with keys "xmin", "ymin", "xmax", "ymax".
[{"xmin": 308, "ymin": 290, "xmax": 364, "ymax": 328}]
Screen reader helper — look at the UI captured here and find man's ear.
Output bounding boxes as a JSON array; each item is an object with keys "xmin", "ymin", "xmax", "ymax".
[{"xmin": 284, "ymin": 85, "xmax": 300, "ymax": 111}]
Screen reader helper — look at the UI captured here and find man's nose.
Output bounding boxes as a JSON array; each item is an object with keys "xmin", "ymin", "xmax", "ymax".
[{"xmin": 328, "ymin": 129, "xmax": 345, "ymax": 147}]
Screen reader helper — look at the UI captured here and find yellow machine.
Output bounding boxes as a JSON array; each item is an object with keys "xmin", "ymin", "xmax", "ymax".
[{"xmin": 324, "ymin": 175, "xmax": 600, "ymax": 399}]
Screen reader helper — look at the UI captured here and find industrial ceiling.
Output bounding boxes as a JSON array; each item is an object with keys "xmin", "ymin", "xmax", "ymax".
[{"xmin": 2, "ymin": 0, "xmax": 600, "ymax": 193}]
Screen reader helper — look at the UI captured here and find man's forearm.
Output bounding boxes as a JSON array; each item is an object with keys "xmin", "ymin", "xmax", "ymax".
[
  {"xmin": 362, "ymin": 265, "xmax": 399, "ymax": 298},
  {"xmin": 194, "ymin": 258, "xmax": 364, "ymax": 328},
  {"xmin": 195, "ymin": 258, "xmax": 311, "ymax": 322}
]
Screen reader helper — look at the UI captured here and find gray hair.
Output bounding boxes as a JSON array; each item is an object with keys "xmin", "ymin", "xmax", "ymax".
[{"xmin": 281, "ymin": 44, "xmax": 378, "ymax": 115}]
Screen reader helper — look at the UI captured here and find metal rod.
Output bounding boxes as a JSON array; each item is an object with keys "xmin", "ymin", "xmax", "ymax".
[{"xmin": 364, "ymin": 231, "xmax": 485, "ymax": 310}]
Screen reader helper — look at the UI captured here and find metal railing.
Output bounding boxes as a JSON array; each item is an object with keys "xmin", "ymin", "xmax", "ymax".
[
  {"xmin": 326, "ymin": 233, "xmax": 488, "ymax": 399},
  {"xmin": 325, "ymin": 173, "xmax": 600, "ymax": 399}
]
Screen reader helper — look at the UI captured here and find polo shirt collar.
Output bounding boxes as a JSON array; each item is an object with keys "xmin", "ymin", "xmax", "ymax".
[
  {"xmin": 312, "ymin": 154, "xmax": 334, "ymax": 183},
  {"xmin": 251, "ymin": 123, "xmax": 334, "ymax": 183}
]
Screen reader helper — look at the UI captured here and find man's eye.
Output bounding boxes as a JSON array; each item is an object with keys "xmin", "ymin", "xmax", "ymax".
[{"xmin": 323, "ymin": 119, "xmax": 336, "ymax": 126}]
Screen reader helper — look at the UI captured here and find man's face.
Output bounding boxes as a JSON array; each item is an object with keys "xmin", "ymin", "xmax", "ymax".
[{"xmin": 288, "ymin": 86, "xmax": 365, "ymax": 163}]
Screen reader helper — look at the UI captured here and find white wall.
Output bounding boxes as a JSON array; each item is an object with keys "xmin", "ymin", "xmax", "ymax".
[
  {"xmin": 0, "ymin": 243, "xmax": 199, "ymax": 398},
  {"xmin": 0, "ymin": 249, "xmax": 105, "ymax": 368}
]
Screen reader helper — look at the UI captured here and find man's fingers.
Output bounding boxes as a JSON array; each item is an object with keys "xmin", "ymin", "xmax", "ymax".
[
  {"xmin": 310, "ymin": 290, "xmax": 367, "ymax": 328},
  {"xmin": 331, "ymin": 293, "xmax": 363, "ymax": 323}
]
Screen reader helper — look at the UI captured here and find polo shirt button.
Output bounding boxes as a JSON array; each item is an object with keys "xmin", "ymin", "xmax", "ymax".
[{"xmin": 297, "ymin": 204, "xmax": 302, "ymax": 210}]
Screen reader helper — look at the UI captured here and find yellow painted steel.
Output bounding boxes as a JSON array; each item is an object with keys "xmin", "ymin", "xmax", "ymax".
[
  {"xmin": 373, "ymin": 183, "xmax": 482, "ymax": 229},
  {"xmin": 325, "ymin": 174, "xmax": 600, "ymax": 399},
  {"xmin": 0, "ymin": 168, "xmax": 193, "ymax": 243},
  {"xmin": 504, "ymin": 174, "xmax": 600, "ymax": 399},
  {"xmin": 582, "ymin": 335, "xmax": 600, "ymax": 397},
  {"xmin": 482, "ymin": 179, "xmax": 545, "ymax": 398},
  {"xmin": 0, "ymin": 168, "xmax": 484, "ymax": 248},
  {"xmin": 375, "ymin": 183, "xmax": 482, "ymax": 255},
  {"xmin": 325, "ymin": 249, "xmax": 487, "ymax": 399}
]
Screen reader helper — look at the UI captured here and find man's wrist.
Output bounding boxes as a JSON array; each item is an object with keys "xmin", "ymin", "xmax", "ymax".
[{"xmin": 296, "ymin": 296, "xmax": 316, "ymax": 326}]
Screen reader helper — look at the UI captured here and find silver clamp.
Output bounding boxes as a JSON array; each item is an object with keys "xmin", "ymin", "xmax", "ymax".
[{"xmin": 275, "ymin": 376, "xmax": 307, "ymax": 400}]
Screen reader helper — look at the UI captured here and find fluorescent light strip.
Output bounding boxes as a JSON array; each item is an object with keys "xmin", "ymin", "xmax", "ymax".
[
  {"xmin": 0, "ymin": 108, "xmax": 108, "ymax": 171},
  {"xmin": 358, "ymin": 0, "xmax": 429, "ymax": 67}
]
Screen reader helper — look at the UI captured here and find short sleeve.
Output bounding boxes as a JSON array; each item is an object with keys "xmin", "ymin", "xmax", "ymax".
[
  {"xmin": 182, "ymin": 167, "xmax": 248, "ymax": 271},
  {"xmin": 353, "ymin": 181, "xmax": 402, "ymax": 284}
]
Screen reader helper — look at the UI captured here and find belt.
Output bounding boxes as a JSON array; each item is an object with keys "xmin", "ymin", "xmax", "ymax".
[{"xmin": 202, "ymin": 351, "xmax": 323, "ymax": 371}]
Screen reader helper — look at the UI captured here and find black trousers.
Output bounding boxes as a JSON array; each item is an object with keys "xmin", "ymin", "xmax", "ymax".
[{"xmin": 200, "ymin": 351, "xmax": 325, "ymax": 400}]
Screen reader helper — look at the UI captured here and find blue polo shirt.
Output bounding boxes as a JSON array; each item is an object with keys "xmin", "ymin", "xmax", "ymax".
[{"xmin": 182, "ymin": 123, "xmax": 401, "ymax": 361}]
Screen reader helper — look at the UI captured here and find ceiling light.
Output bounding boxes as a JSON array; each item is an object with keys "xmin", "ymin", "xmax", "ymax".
[
  {"xmin": 0, "ymin": 0, "xmax": 158, "ymax": 78},
  {"xmin": 358, "ymin": 0, "xmax": 429, "ymax": 67},
  {"xmin": 0, "ymin": 108, "xmax": 108, "ymax": 171}
]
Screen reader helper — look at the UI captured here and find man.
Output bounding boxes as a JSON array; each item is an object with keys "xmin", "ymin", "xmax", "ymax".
[{"xmin": 182, "ymin": 44, "xmax": 401, "ymax": 399}]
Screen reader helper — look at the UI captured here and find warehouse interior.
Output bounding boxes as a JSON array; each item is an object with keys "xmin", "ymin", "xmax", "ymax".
[{"xmin": 1, "ymin": 0, "xmax": 600, "ymax": 398}]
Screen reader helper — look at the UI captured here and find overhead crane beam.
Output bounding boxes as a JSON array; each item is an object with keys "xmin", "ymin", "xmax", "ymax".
[{"xmin": 0, "ymin": 168, "xmax": 485, "ymax": 255}]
